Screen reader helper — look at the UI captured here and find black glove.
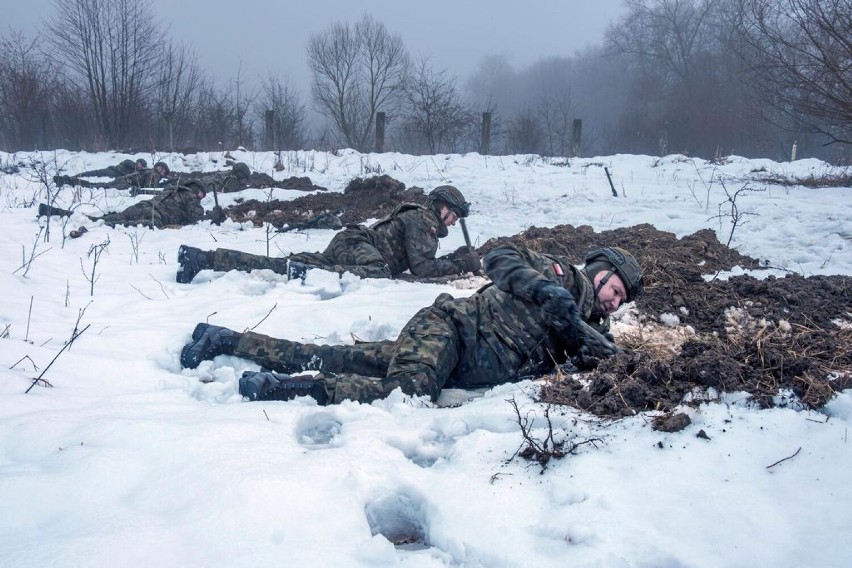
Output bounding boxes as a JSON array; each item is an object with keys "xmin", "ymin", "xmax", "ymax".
[
  {"xmin": 532, "ymin": 282, "xmax": 578, "ymax": 331},
  {"xmin": 454, "ymin": 251, "xmax": 481, "ymax": 273},
  {"xmin": 571, "ymin": 346, "xmax": 601, "ymax": 370}
]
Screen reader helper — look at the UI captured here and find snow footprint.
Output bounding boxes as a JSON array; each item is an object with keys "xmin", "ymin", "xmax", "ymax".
[
  {"xmin": 295, "ymin": 411, "xmax": 343, "ymax": 449},
  {"xmin": 364, "ymin": 487, "xmax": 432, "ymax": 550},
  {"xmin": 387, "ymin": 430, "xmax": 456, "ymax": 468}
]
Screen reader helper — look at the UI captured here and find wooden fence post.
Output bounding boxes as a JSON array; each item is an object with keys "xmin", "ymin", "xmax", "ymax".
[
  {"xmin": 572, "ymin": 118, "xmax": 582, "ymax": 157},
  {"xmin": 265, "ymin": 110, "xmax": 275, "ymax": 150},
  {"xmin": 375, "ymin": 112, "xmax": 386, "ymax": 152},
  {"xmin": 480, "ymin": 112, "xmax": 492, "ymax": 155}
]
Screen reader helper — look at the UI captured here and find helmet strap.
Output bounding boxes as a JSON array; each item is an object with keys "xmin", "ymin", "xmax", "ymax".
[
  {"xmin": 593, "ymin": 269, "xmax": 614, "ymax": 311},
  {"xmin": 440, "ymin": 207, "xmax": 455, "ymax": 224}
]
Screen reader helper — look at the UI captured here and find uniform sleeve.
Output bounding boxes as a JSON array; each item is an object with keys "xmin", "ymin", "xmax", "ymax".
[
  {"xmin": 402, "ymin": 210, "xmax": 462, "ymax": 277},
  {"xmin": 483, "ymin": 245, "xmax": 573, "ymax": 301}
]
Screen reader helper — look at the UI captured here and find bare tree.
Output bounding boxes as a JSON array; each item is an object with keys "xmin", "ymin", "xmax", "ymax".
[
  {"xmin": 507, "ymin": 106, "xmax": 545, "ymax": 154},
  {"xmin": 47, "ymin": 0, "xmax": 163, "ymax": 148},
  {"xmin": 257, "ymin": 76, "xmax": 307, "ymax": 150},
  {"xmin": 606, "ymin": 0, "xmax": 716, "ymax": 84},
  {"xmin": 155, "ymin": 40, "xmax": 205, "ymax": 150},
  {"xmin": 230, "ymin": 63, "xmax": 257, "ymax": 149},
  {"xmin": 0, "ymin": 31, "xmax": 58, "ymax": 150},
  {"xmin": 307, "ymin": 13, "xmax": 409, "ymax": 151},
  {"xmin": 398, "ymin": 57, "xmax": 474, "ymax": 154},
  {"xmin": 736, "ymin": 0, "xmax": 852, "ymax": 146},
  {"xmin": 192, "ymin": 85, "xmax": 237, "ymax": 150}
]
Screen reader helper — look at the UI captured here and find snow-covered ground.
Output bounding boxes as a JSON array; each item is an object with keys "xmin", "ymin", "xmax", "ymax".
[{"xmin": 1, "ymin": 148, "xmax": 850, "ymax": 567}]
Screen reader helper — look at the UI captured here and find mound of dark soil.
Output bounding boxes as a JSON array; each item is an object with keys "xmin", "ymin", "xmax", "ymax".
[
  {"xmin": 226, "ymin": 174, "xmax": 427, "ymax": 228},
  {"xmin": 523, "ymin": 225, "xmax": 852, "ymax": 423}
]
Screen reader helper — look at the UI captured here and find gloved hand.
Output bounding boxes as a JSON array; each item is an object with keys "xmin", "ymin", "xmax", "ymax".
[
  {"xmin": 571, "ymin": 345, "xmax": 601, "ymax": 370},
  {"xmin": 454, "ymin": 251, "xmax": 481, "ymax": 273},
  {"xmin": 532, "ymin": 282, "xmax": 578, "ymax": 331}
]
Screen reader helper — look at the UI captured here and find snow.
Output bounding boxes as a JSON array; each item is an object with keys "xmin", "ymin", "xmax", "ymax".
[{"xmin": 1, "ymin": 148, "xmax": 851, "ymax": 567}]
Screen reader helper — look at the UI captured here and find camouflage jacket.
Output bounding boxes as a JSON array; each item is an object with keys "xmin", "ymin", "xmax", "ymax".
[
  {"xmin": 98, "ymin": 186, "xmax": 204, "ymax": 228},
  {"xmin": 77, "ymin": 159, "xmax": 137, "ymax": 178},
  {"xmin": 370, "ymin": 203, "xmax": 460, "ymax": 277},
  {"xmin": 172, "ymin": 171, "xmax": 245, "ymax": 194},
  {"xmin": 108, "ymin": 168, "xmax": 166, "ymax": 190},
  {"xmin": 436, "ymin": 244, "xmax": 609, "ymax": 388}
]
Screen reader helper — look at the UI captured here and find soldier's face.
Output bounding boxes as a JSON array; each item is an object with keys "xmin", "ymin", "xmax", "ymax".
[
  {"xmin": 155, "ymin": 165, "xmax": 167, "ymax": 176},
  {"xmin": 594, "ymin": 272, "xmax": 628, "ymax": 314},
  {"xmin": 440, "ymin": 206, "xmax": 458, "ymax": 227}
]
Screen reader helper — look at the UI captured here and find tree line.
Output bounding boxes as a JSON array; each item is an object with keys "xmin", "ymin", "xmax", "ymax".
[{"xmin": 1, "ymin": 0, "xmax": 850, "ymax": 162}]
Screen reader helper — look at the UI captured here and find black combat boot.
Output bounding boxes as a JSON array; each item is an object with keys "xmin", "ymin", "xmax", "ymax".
[
  {"xmin": 37, "ymin": 203, "xmax": 72, "ymax": 218},
  {"xmin": 180, "ymin": 323, "xmax": 242, "ymax": 369},
  {"xmin": 238, "ymin": 371, "xmax": 329, "ymax": 404},
  {"xmin": 287, "ymin": 260, "xmax": 310, "ymax": 281},
  {"xmin": 176, "ymin": 245, "xmax": 214, "ymax": 284}
]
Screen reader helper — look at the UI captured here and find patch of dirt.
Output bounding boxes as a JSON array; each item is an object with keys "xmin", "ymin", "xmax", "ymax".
[{"xmin": 225, "ymin": 174, "xmax": 429, "ymax": 228}]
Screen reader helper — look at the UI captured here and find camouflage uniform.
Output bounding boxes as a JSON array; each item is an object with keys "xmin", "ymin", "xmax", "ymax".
[
  {"xmin": 92, "ymin": 186, "xmax": 205, "ymax": 229},
  {"xmin": 75, "ymin": 159, "xmax": 137, "ymax": 178},
  {"xmin": 173, "ymin": 170, "xmax": 246, "ymax": 194},
  {"xmin": 232, "ymin": 244, "xmax": 609, "ymax": 404},
  {"xmin": 58, "ymin": 168, "xmax": 166, "ymax": 191},
  {"xmin": 286, "ymin": 202, "xmax": 464, "ymax": 278}
]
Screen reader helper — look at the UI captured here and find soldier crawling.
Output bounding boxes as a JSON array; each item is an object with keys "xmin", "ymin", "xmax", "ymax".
[
  {"xmin": 58, "ymin": 158, "xmax": 148, "ymax": 180},
  {"xmin": 174, "ymin": 185, "xmax": 482, "ymax": 283},
  {"xmin": 179, "ymin": 245, "xmax": 644, "ymax": 405},
  {"xmin": 36, "ymin": 180, "xmax": 223, "ymax": 230},
  {"xmin": 54, "ymin": 160, "xmax": 171, "ymax": 191}
]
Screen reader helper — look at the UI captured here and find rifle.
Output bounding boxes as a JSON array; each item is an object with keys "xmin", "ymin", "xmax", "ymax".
[
  {"xmin": 129, "ymin": 187, "xmax": 162, "ymax": 197},
  {"xmin": 459, "ymin": 217, "xmax": 473, "ymax": 252}
]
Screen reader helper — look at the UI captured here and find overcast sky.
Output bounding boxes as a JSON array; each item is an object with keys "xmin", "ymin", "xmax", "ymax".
[{"xmin": 8, "ymin": 0, "xmax": 626, "ymax": 92}]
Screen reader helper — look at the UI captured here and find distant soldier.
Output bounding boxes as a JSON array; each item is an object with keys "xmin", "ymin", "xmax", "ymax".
[
  {"xmin": 62, "ymin": 158, "xmax": 147, "ymax": 180},
  {"xmin": 174, "ymin": 185, "xmax": 482, "ymax": 283},
  {"xmin": 55, "ymin": 161, "xmax": 170, "ymax": 191},
  {"xmin": 172, "ymin": 162, "xmax": 252, "ymax": 194},
  {"xmin": 37, "ymin": 179, "xmax": 220, "ymax": 230}
]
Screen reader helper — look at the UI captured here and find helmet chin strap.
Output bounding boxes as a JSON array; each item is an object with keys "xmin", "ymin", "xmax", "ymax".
[{"xmin": 593, "ymin": 269, "xmax": 615, "ymax": 312}]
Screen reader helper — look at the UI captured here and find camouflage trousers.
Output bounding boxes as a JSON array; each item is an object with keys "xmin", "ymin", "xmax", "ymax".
[
  {"xmin": 288, "ymin": 226, "xmax": 393, "ymax": 279},
  {"xmin": 95, "ymin": 204, "xmax": 157, "ymax": 228},
  {"xmin": 234, "ymin": 304, "xmax": 460, "ymax": 404},
  {"xmin": 212, "ymin": 248, "xmax": 288, "ymax": 275}
]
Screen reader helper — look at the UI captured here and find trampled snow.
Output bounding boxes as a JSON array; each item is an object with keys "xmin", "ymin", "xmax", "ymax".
[{"xmin": 1, "ymin": 149, "xmax": 850, "ymax": 567}]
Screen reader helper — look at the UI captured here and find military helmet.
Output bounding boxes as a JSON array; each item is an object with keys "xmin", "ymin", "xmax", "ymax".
[
  {"xmin": 232, "ymin": 162, "xmax": 251, "ymax": 180},
  {"xmin": 429, "ymin": 185, "xmax": 470, "ymax": 218},
  {"xmin": 584, "ymin": 247, "xmax": 644, "ymax": 302},
  {"xmin": 154, "ymin": 161, "xmax": 170, "ymax": 175},
  {"xmin": 181, "ymin": 179, "xmax": 206, "ymax": 198},
  {"xmin": 135, "ymin": 158, "xmax": 148, "ymax": 168}
]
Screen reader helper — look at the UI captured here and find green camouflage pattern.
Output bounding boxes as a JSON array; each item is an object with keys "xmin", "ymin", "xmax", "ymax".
[
  {"xmin": 215, "ymin": 202, "xmax": 466, "ymax": 280},
  {"xmin": 212, "ymin": 248, "xmax": 290, "ymax": 275},
  {"xmin": 57, "ymin": 168, "xmax": 166, "ymax": 190},
  {"xmin": 288, "ymin": 225, "xmax": 394, "ymax": 278},
  {"xmin": 172, "ymin": 170, "xmax": 246, "ymax": 194},
  {"xmin": 75, "ymin": 159, "xmax": 137, "ymax": 178},
  {"xmin": 94, "ymin": 186, "xmax": 204, "ymax": 228},
  {"xmin": 232, "ymin": 244, "xmax": 611, "ymax": 405},
  {"xmin": 288, "ymin": 203, "xmax": 462, "ymax": 278}
]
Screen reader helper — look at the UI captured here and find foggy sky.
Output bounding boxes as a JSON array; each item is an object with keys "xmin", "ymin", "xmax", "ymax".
[{"xmin": 7, "ymin": 0, "xmax": 625, "ymax": 92}]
